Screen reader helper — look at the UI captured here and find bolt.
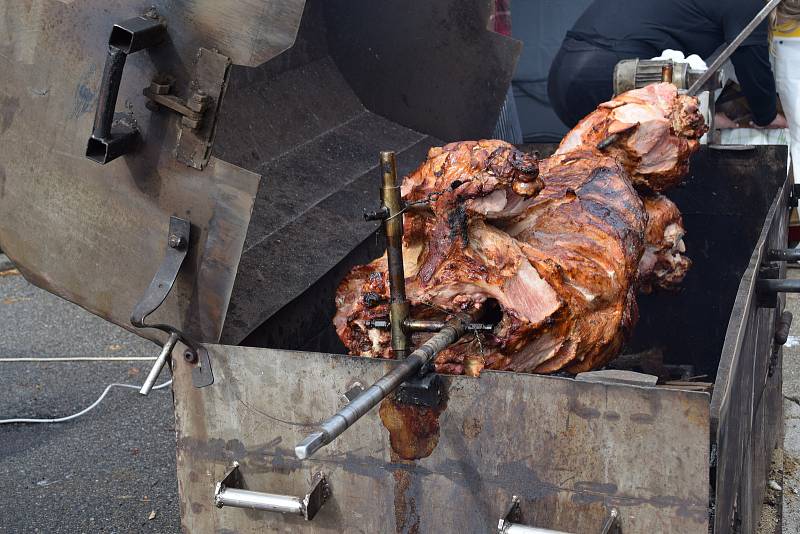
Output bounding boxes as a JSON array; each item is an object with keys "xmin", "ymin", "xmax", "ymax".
[
  {"xmin": 187, "ymin": 90, "xmax": 211, "ymax": 113},
  {"xmin": 168, "ymin": 234, "xmax": 185, "ymax": 249},
  {"xmin": 183, "ymin": 350, "xmax": 198, "ymax": 364},
  {"xmin": 149, "ymin": 79, "xmax": 171, "ymax": 95}
]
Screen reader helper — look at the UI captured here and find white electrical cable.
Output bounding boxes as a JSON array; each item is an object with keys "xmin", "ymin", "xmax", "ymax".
[
  {"xmin": 0, "ymin": 357, "xmax": 157, "ymax": 362},
  {"xmin": 0, "ymin": 379, "xmax": 172, "ymax": 425}
]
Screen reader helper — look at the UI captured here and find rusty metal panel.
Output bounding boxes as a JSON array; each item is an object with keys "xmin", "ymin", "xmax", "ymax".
[
  {"xmin": 0, "ymin": 1, "xmax": 280, "ymax": 344},
  {"xmin": 711, "ymin": 153, "xmax": 790, "ymax": 533},
  {"xmin": 173, "ymin": 346, "xmax": 710, "ymax": 533}
]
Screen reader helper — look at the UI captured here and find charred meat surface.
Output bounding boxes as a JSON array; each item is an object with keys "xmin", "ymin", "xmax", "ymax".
[{"xmin": 335, "ymin": 84, "xmax": 705, "ymax": 374}]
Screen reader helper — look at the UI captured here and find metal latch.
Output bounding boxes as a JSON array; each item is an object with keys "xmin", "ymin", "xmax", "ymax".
[
  {"xmin": 143, "ymin": 48, "xmax": 231, "ymax": 170},
  {"xmin": 497, "ymin": 496, "xmax": 620, "ymax": 534},
  {"xmin": 130, "ymin": 215, "xmax": 213, "ymax": 392},
  {"xmin": 144, "ymin": 76, "xmax": 210, "ymax": 130},
  {"xmin": 214, "ymin": 462, "xmax": 330, "ymax": 521}
]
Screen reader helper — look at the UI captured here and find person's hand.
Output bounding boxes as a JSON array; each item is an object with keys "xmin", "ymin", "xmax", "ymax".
[
  {"xmin": 714, "ymin": 112, "xmax": 739, "ymax": 129},
  {"xmin": 750, "ymin": 113, "xmax": 788, "ymax": 129}
]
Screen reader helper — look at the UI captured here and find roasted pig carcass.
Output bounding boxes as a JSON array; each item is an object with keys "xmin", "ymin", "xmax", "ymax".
[{"xmin": 334, "ymin": 83, "xmax": 705, "ymax": 374}]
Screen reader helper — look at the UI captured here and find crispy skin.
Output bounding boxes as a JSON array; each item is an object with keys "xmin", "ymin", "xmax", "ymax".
[{"xmin": 335, "ymin": 85, "xmax": 704, "ymax": 375}]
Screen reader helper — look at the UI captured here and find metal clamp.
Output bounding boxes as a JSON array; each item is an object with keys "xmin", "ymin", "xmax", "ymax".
[
  {"xmin": 86, "ymin": 13, "xmax": 166, "ymax": 164},
  {"xmin": 498, "ymin": 496, "xmax": 620, "ymax": 534},
  {"xmin": 214, "ymin": 462, "xmax": 330, "ymax": 521}
]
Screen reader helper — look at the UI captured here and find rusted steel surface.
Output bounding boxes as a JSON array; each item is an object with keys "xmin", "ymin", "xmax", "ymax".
[
  {"xmin": 0, "ymin": 1, "xmax": 271, "ymax": 344},
  {"xmin": 173, "ymin": 346, "xmax": 710, "ymax": 533},
  {"xmin": 710, "ymin": 148, "xmax": 790, "ymax": 533}
]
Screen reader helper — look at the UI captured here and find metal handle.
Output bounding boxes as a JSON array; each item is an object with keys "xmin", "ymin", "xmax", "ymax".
[
  {"xmin": 86, "ymin": 15, "xmax": 165, "ymax": 164},
  {"xmin": 757, "ymin": 279, "xmax": 800, "ymax": 293},
  {"xmin": 767, "ymin": 249, "xmax": 800, "ymax": 262},
  {"xmin": 139, "ymin": 332, "xmax": 179, "ymax": 395},
  {"xmin": 498, "ymin": 496, "xmax": 620, "ymax": 534},
  {"xmin": 213, "ymin": 463, "xmax": 330, "ymax": 521}
]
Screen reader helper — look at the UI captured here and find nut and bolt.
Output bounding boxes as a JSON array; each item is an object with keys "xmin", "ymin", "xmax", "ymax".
[
  {"xmin": 150, "ymin": 78, "xmax": 172, "ymax": 95},
  {"xmin": 183, "ymin": 350, "xmax": 198, "ymax": 364},
  {"xmin": 168, "ymin": 233, "xmax": 186, "ymax": 249}
]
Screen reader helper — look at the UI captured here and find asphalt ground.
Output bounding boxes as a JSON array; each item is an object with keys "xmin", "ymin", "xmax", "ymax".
[{"xmin": 0, "ymin": 267, "xmax": 179, "ymax": 533}]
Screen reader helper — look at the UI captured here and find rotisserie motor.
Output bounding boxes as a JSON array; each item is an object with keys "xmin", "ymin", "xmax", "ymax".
[{"xmin": 334, "ymin": 83, "xmax": 706, "ymax": 374}]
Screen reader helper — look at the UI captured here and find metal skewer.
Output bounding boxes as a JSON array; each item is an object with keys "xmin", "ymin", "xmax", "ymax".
[{"xmin": 294, "ymin": 315, "xmax": 468, "ymax": 460}]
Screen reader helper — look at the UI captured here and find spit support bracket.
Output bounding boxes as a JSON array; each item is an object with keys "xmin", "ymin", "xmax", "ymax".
[
  {"xmin": 395, "ymin": 367, "xmax": 444, "ymax": 408},
  {"xmin": 143, "ymin": 48, "xmax": 232, "ymax": 170},
  {"xmin": 214, "ymin": 462, "xmax": 330, "ymax": 521},
  {"xmin": 498, "ymin": 496, "xmax": 621, "ymax": 534},
  {"xmin": 129, "ymin": 215, "xmax": 214, "ymax": 392}
]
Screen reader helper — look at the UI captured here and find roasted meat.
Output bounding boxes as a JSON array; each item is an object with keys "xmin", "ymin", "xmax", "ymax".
[
  {"xmin": 557, "ymin": 83, "xmax": 706, "ymax": 192},
  {"xmin": 334, "ymin": 83, "xmax": 704, "ymax": 375},
  {"xmin": 638, "ymin": 194, "xmax": 691, "ymax": 294}
]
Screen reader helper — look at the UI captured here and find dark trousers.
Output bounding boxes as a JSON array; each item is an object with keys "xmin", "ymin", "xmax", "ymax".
[{"xmin": 547, "ymin": 38, "xmax": 653, "ymax": 128}]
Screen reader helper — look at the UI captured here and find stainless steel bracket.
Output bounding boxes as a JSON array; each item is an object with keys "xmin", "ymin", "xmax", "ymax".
[
  {"xmin": 214, "ymin": 462, "xmax": 330, "ymax": 521},
  {"xmin": 497, "ymin": 496, "xmax": 620, "ymax": 534}
]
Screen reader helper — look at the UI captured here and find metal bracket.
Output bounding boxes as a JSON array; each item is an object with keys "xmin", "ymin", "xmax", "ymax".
[
  {"xmin": 395, "ymin": 371, "xmax": 444, "ymax": 408},
  {"xmin": 130, "ymin": 216, "xmax": 191, "ymax": 331},
  {"xmin": 130, "ymin": 216, "xmax": 214, "ymax": 390},
  {"xmin": 498, "ymin": 496, "xmax": 620, "ymax": 533},
  {"xmin": 214, "ymin": 462, "xmax": 330, "ymax": 521},
  {"xmin": 180, "ymin": 48, "xmax": 231, "ymax": 170}
]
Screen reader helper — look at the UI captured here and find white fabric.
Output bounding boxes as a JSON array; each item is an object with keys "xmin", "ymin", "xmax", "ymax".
[
  {"xmin": 774, "ymin": 37, "xmax": 800, "ymax": 183},
  {"xmin": 650, "ymin": 49, "xmax": 708, "ymax": 70}
]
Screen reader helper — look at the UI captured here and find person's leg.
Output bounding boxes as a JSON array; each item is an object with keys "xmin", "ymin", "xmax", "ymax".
[{"xmin": 774, "ymin": 38, "xmax": 800, "ymax": 183}]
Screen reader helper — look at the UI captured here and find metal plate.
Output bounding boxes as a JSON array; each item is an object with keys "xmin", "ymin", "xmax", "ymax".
[
  {"xmin": 710, "ymin": 150, "xmax": 790, "ymax": 533},
  {"xmin": 0, "ymin": 1, "xmax": 279, "ymax": 344},
  {"xmin": 210, "ymin": 0, "xmax": 522, "ymax": 344},
  {"xmin": 173, "ymin": 346, "xmax": 710, "ymax": 533}
]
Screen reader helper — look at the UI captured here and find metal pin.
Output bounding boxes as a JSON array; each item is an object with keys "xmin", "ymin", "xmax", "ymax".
[{"xmin": 139, "ymin": 331, "xmax": 179, "ymax": 395}]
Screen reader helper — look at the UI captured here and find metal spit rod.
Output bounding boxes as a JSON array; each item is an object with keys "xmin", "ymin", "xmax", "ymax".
[
  {"xmin": 294, "ymin": 316, "xmax": 468, "ymax": 460},
  {"xmin": 687, "ymin": 0, "xmax": 782, "ymax": 96},
  {"xmin": 380, "ymin": 151, "xmax": 411, "ymax": 358}
]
